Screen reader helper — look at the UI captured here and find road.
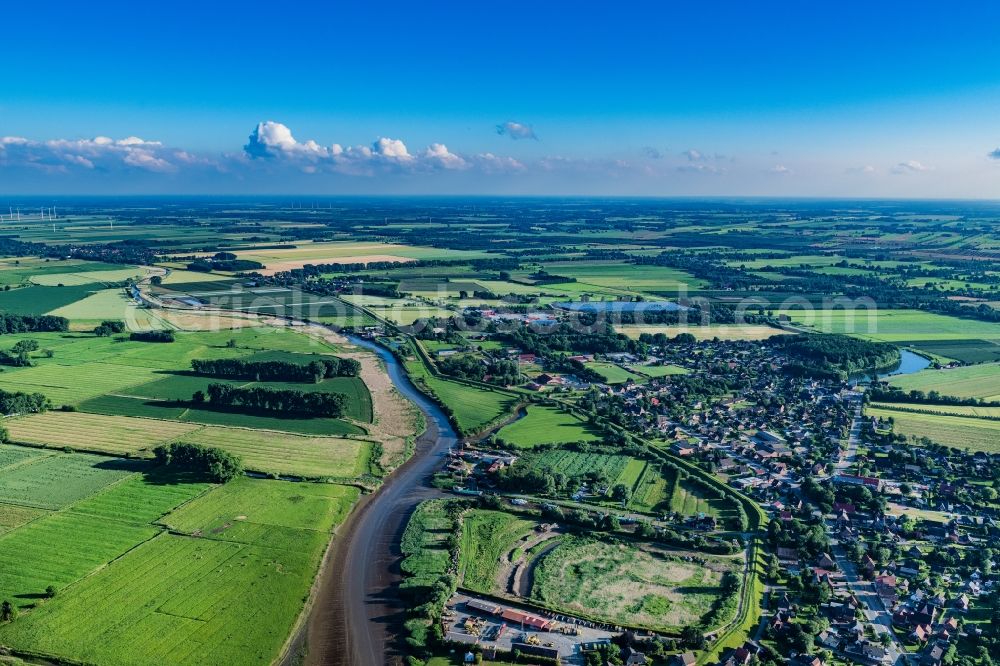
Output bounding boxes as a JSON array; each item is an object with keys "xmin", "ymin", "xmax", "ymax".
[
  {"xmin": 300, "ymin": 336, "xmax": 458, "ymax": 666},
  {"xmin": 836, "ymin": 393, "xmax": 864, "ymax": 476},
  {"xmin": 831, "ymin": 537, "xmax": 910, "ymax": 666}
]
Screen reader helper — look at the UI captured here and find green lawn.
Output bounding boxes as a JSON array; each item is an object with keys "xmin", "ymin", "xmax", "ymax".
[
  {"xmin": 585, "ymin": 361, "xmax": 645, "ymax": 384},
  {"xmin": 406, "ymin": 351, "xmax": 517, "ymax": 434},
  {"xmin": 496, "ymin": 406, "xmax": 601, "ymax": 448}
]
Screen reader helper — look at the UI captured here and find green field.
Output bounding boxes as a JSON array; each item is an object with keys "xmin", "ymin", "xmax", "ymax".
[
  {"xmin": 584, "ymin": 361, "xmax": 646, "ymax": 384},
  {"xmin": 458, "ymin": 509, "xmax": 535, "ymax": 593},
  {"xmin": 0, "ymin": 451, "xmax": 140, "ymax": 510},
  {"xmin": 531, "ymin": 537, "xmax": 739, "ymax": 632},
  {"xmin": 779, "ymin": 308, "xmax": 1000, "ymax": 342},
  {"xmin": 633, "ymin": 364, "xmax": 689, "ymax": 378},
  {"xmin": 888, "ymin": 362, "xmax": 1000, "ymax": 401},
  {"xmin": 0, "ymin": 475, "xmax": 358, "ymax": 666},
  {"xmin": 406, "ymin": 351, "xmax": 517, "ymax": 434},
  {"xmin": 0, "ymin": 284, "xmax": 100, "ymax": 315},
  {"xmin": 495, "ymin": 406, "xmax": 601, "ymax": 448},
  {"xmin": 866, "ymin": 406, "xmax": 1000, "ymax": 452}
]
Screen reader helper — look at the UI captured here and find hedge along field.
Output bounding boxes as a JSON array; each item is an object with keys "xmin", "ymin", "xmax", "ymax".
[
  {"xmin": 616, "ymin": 324, "xmax": 793, "ymax": 342},
  {"xmin": 866, "ymin": 406, "xmax": 1000, "ymax": 453},
  {"xmin": 0, "ymin": 452, "xmax": 141, "ymax": 510},
  {"xmin": 496, "ymin": 406, "xmax": 602, "ymax": 448},
  {"xmin": 888, "ymin": 362, "xmax": 1000, "ymax": 402},
  {"xmin": 6, "ymin": 411, "xmax": 203, "ymax": 455}
]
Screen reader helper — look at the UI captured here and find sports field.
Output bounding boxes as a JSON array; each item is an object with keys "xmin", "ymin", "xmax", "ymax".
[
  {"xmin": 496, "ymin": 406, "xmax": 602, "ymax": 448},
  {"xmin": 584, "ymin": 361, "xmax": 646, "ymax": 384}
]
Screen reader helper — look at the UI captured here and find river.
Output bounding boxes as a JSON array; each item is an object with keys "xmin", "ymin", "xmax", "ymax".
[{"xmin": 302, "ymin": 335, "xmax": 457, "ymax": 666}]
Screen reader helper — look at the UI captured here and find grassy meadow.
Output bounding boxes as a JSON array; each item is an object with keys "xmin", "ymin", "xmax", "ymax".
[{"xmin": 495, "ymin": 406, "xmax": 601, "ymax": 448}]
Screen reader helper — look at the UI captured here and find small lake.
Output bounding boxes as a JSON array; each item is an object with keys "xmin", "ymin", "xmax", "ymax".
[{"xmin": 850, "ymin": 348, "xmax": 932, "ymax": 384}]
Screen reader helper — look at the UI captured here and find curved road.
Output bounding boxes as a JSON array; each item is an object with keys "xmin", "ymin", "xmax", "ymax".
[{"xmin": 303, "ymin": 336, "xmax": 457, "ymax": 666}]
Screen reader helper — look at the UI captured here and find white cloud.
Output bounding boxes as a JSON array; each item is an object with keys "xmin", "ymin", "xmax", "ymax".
[
  {"xmin": 891, "ymin": 160, "xmax": 931, "ymax": 174},
  {"xmin": 681, "ymin": 149, "xmax": 704, "ymax": 161},
  {"xmin": 0, "ymin": 134, "xmax": 175, "ymax": 173},
  {"xmin": 642, "ymin": 146, "xmax": 664, "ymax": 159},
  {"xmin": 677, "ymin": 163, "xmax": 726, "ymax": 175},
  {"xmin": 244, "ymin": 121, "xmax": 329, "ymax": 159},
  {"xmin": 988, "ymin": 148, "xmax": 1000, "ymax": 160},
  {"xmin": 424, "ymin": 143, "xmax": 467, "ymax": 169},
  {"xmin": 372, "ymin": 137, "xmax": 411, "ymax": 160},
  {"xmin": 496, "ymin": 121, "xmax": 538, "ymax": 140},
  {"xmin": 769, "ymin": 164, "xmax": 791, "ymax": 174},
  {"xmin": 847, "ymin": 165, "xmax": 877, "ymax": 174}
]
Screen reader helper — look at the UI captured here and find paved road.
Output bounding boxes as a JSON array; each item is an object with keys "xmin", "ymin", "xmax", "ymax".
[
  {"xmin": 831, "ymin": 538, "xmax": 911, "ymax": 666},
  {"xmin": 836, "ymin": 394, "xmax": 864, "ymax": 476},
  {"xmin": 302, "ymin": 336, "xmax": 458, "ymax": 666}
]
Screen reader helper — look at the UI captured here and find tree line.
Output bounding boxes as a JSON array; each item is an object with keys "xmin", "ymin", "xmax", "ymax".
[
  {"xmin": 0, "ymin": 313, "xmax": 68, "ymax": 335},
  {"xmin": 191, "ymin": 356, "xmax": 360, "ymax": 382},
  {"xmin": 0, "ymin": 388, "xmax": 50, "ymax": 415},
  {"xmin": 152, "ymin": 442, "xmax": 243, "ymax": 483},
  {"xmin": 201, "ymin": 382, "xmax": 348, "ymax": 418}
]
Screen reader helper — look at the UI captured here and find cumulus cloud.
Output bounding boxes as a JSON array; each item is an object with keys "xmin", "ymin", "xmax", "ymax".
[
  {"xmin": 677, "ymin": 163, "xmax": 726, "ymax": 175},
  {"xmin": 0, "ymin": 134, "xmax": 176, "ymax": 173},
  {"xmin": 496, "ymin": 121, "xmax": 538, "ymax": 140},
  {"xmin": 846, "ymin": 165, "xmax": 877, "ymax": 174},
  {"xmin": 891, "ymin": 160, "xmax": 930, "ymax": 174},
  {"xmin": 769, "ymin": 165, "xmax": 791, "ymax": 174},
  {"xmin": 641, "ymin": 146, "xmax": 664, "ymax": 159},
  {"xmin": 372, "ymin": 137, "xmax": 412, "ymax": 160},
  {"xmin": 988, "ymin": 148, "xmax": 1000, "ymax": 160},
  {"xmin": 244, "ymin": 121, "xmax": 329, "ymax": 160},
  {"xmin": 423, "ymin": 143, "xmax": 467, "ymax": 169},
  {"xmin": 681, "ymin": 149, "xmax": 704, "ymax": 161}
]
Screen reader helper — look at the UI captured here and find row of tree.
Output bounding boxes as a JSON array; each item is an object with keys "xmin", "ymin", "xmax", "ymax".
[
  {"xmin": 191, "ymin": 356, "xmax": 360, "ymax": 382},
  {"xmin": 0, "ymin": 313, "xmax": 68, "ymax": 334},
  {"xmin": 0, "ymin": 388, "xmax": 50, "ymax": 415},
  {"xmin": 152, "ymin": 442, "xmax": 243, "ymax": 483},
  {"xmin": 201, "ymin": 382, "xmax": 348, "ymax": 418}
]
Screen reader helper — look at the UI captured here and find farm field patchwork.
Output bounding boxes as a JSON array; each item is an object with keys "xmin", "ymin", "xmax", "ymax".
[
  {"xmin": 495, "ymin": 406, "xmax": 601, "ymax": 448},
  {"xmin": 6, "ymin": 411, "xmax": 203, "ymax": 454},
  {"xmin": 0, "ymin": 450, "xmax": 140, "ymax": 509},
  {"xmin": 778, "ymin": 308, "xmax": 1000, "ymax": 342}
]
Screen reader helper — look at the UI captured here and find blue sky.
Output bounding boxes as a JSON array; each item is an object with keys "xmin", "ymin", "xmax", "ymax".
[{"xmin": 3, "ymin": 1, "xmax": 1000, "ymax": 196}]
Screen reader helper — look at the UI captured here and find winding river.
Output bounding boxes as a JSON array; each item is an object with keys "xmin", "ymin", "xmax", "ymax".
[{"xmin": 303, "ymin": 336, "xmax": 457, "ymax": 666}]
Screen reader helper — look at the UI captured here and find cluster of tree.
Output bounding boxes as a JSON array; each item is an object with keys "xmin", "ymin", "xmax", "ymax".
[
  {"xmin": 771, "ymin": 333, "xmax": 899, "ymax": 377},
  {"xmin": 437, "ymin": 354, "xmax": 519, "ymax": 386},
  {"xmin": 93, "ymin": 320, "xmax": 126, "ymax": 337},
  {"xmin": 191, "ymin": 356, "xmax": 359, "ymax": 382},
  {"xmin": 0, "ymin": 313, "xmax": 68, "ymax": 334},
  {"xmin": 201, "ymin": 382, "xmax": 347, "ymax": 418},
  {"xmin": 0, "ymin": 339, "xmax": 40, "ymax": 367},
  {"xmin": 187, "ymin": 253, "xmax": 264, "ymax": 273},
  {"xmin": 529, "ymin": 270, "xmax": 576, "ymax": 284},
  {"xmin": 130, "ymin": 330, "xmax": 175, "ymax": 343},
  {"xmin": 501, "ymin": 322, "xmax": 644, "ymax": 356},
  {"xmin": 766, "ymin": 514, "xmax": 830, "ymax": 561},
  {"xmin": 0, "ymin": 388, "xmax": 50, "ymax": 415},
  {"xmin": 152, "ymin": 441, "xmax": 243, "ymax": 483}
]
